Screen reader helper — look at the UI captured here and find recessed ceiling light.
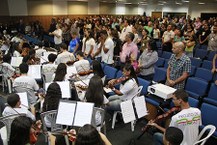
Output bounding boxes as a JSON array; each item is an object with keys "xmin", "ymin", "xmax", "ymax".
[
  {"xmin": 198, "ymin": 2, "xmax": 205, "ymax": 4},
  {"xmin": 183, "ymin": 0, "xmax": 190, "ymax": 2}
]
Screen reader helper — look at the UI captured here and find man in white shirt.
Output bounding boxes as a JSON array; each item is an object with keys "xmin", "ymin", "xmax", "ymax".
[
  {"xmin": 120, "ymin": 19, "xmax": 132, "ymax": 42},
  {"xmin": 162, "ymin": 24, "xmax": 175, "ymax": 52},
  {"xmin": 73, "ymin": 51, "xmax": 91, "ymax": 79},
  {"xmin": 49, "ymin": 23, "xmax": 62, "ymax": 51},
  {"xmin": 3, "ymin": 94, "xmax": 35, "ymax": 121},
  {"xmin": 149, "ymin": 89, "xmax": 201, "ymax": 145},
  {"xmin": 100, "ymin": 30, "xmax": 114, "ymax": 65},
  {"xmin": 13, "ymin": 63, "xmax": 39, "ymax": 105},
  {"xmin": 56, "ymin": 43, "xmax": 75, "ymax": 65}
]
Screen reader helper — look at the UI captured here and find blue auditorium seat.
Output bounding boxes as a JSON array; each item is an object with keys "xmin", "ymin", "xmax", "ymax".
[
  {"xmin": 188, "ymin": 97, "xmax": 199, "ymax": 108},
  {"xmin": 190, "ymin": 66, "xmax": 196, "ymax": 77},
  {"xmin": 153, "ymin": 67, "xmax": 167, "ymax": 83},
  {"xmin": 203, "ymin": 83, "xmax": 217, "ymax": 106},
  {"xmin": 201, "ymin": 60, "xmax": 212, "ymax": 70},
  {"xmin": 200, "ymin": 103, "xmax": 217, "ymax": 137},
  {"xmin": 207, "ymin": 51, "xmax": 216, "ymax": 61},
  {"xmin": 185, "ymin": 77, "xmax": 208, "ymax": 100},
  {"xmin": 103, "ymin": 65, "xmax": 117, "ymax": 80},
  {"xmin": 190, "ymin": 57, "xmax": 202, "ymax": 67},
  {"xmin": 138, "ymin": 77, "xmax": 151, "ymax": 95},
  {"xmin": 195, "ymin": 49, "xmax": 208, "ymax": 60},
  {"xmin": 161, "ymin": 51, "xmax": 172, "ymax": 59},
  {"xmin": 155, "ymin": 57, "xmax": 165, "ymax": 67},
  {"xmin": 163, "ymin": 59, "xmax": 169, "ymax": 68},
  {"xmin": 194, "ymin": 68, "xmax": 213, "ymax": 82}
]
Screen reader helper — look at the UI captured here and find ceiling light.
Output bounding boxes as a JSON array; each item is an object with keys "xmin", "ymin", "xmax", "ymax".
[{"xmin": 198, "ymin": 2, "xmax": 205, "ymax": 4}]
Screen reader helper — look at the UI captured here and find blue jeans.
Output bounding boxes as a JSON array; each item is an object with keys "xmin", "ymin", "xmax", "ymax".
[{"xmin": 153, "ymin": 132, "xmax": 164, "ymax": 145}]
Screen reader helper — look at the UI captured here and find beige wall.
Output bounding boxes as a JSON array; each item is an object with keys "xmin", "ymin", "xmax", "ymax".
[
  {"xmin": 99, "ymin": 2, "xmax": 116, "ymax": 15},
  {"xmin": 0, "ymin": 0, "xmax": 9, "ymax": 16},
  {"xmin": 27, "ymin": 0, "xmax": 53, "ymax": 15},
  {"xmin": 125, "ymin": 4, "xmax": 138, "ymax": 15},
  {"xmin": 8, "ymin": 0, "xmax": 28, "ymax": 16},
  {"xmin": 68, "ymin": 1, "xmax": 88, "ymax": 15}
]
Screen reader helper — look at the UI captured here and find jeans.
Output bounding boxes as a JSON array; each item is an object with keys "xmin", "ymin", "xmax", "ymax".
[
  {"xmin": 153, "ymin": 132, "xmax": 164, "ymax": 145},
  {"xmin": 106, "ymin": 95, "xmax": 122, "ymax": 111}
]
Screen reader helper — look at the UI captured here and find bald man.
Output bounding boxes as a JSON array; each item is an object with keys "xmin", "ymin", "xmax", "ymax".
[{"xmin": 166, "ymin": 42, "xmax": 191, "ymax": 89}]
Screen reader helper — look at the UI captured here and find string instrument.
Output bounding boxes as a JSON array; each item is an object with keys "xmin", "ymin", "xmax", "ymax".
[
  {"xmin": 107, "ymin": 76, "xmax": 129, "ymax": 88},
  {"xmin": 51, "ymin": 129, "xmax": 76, "ymax": 142},
  {"xmin": 78, "ymin": 70, "xmax": 93, "ymax": 76},
  {"xmin": 142, "ymin": 106, "xmax": 180, "ymax": 131},
  {"xmin": 76, "ymin": 84, "xmax": 88, "ymax": 91},
  {"xmin": 29, "ymin": 123, "xmax": 42, "ymax": 144}
]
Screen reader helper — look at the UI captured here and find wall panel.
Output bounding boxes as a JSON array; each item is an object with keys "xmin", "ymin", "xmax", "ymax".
[
  {"xmin": 68, "ymin": 1, "xmax": 88, "ymax": 15},
  {"xmin": 27, "ymin": 0, "xmax": 53, "ymax": 15},
  {"xmin": 99, "ymin": 2, "xmax": 116, "ymax": 15}
]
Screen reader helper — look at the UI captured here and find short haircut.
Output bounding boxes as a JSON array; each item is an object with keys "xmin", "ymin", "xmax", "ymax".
[
  {"xmin": 48, "ymin": 53, "xmax": 57, "ymax": 63},
  {"xmin": 100, "ymin": 30, "xmax": 108, "ymax": 36},
  {"xmin": 19, "ymin": 63, "xmax": 29, "ymax": 74},
  {"xmin": 7, "ymin": 94, "xmax": 20, "ymax": 107},
  {"xmin": 76, "ymin": 50, "xmax": 84, "ymax": 57},
  {"xmin": 60, "ymin": 43, "xmax": 67, "ymax": 50},
  {"xmin": 127, "ymin": 32, "xmax": 135, "ymax": 41},
  {"xmin": 173, "ymin": 89, "xmax": 188, "ymax": 102},
  {"xmin": 165, "ymin": 127, "xmax": 183, "ymax": 145}
]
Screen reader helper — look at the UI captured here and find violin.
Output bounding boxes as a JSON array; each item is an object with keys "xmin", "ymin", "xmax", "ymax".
[
  {"xmin": 141, "ymin": 106, "xmax": 181, "ymax": 132},
  {"xmin": 107, "ymin": 76, "xmax": 129, "ymax": 88},
  {"xmin": 29, "ymin": 123, "xmax": 42, "ymax": 144},
  {"xmin": 66, "ymin": 59, "xmax": 78, "ymax": 66},
  {"xmin": 78, "ymin": 70, "xmax": 93, "ymax": 76},
  {"xmin": 76, "ymin": 84, "xmax": 88, "ymax": 91},
  {"xmin": 51, "ymin": 129, "xmax": 77, "ymax": 142}
]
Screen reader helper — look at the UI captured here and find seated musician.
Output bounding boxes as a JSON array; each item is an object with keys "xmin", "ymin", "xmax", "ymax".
[
  {"xmin": 42, "ymin": 53, "xmax": 57, "ymax": 83},
  {"xmin": 106, "ymin": 63, "xmax": 139, "ymax": 112},
  {"xmin": 56, "ymin": 43, "xmax": 75, "ymax": 65},
  {"xmin": 163, "ymin": 127, "xmax": 183, "ymax": 145},
  {"xmin": 2, "ymin": 93, "xmax": 36, "ymax": 121},
  {"xmin": 1, "ymin": 54, "xmax": 15, "ymax": 78},
  {"xmin": 73, "ymin": 50, "xmax": 92, "ymax": 80},
  {"xmin": 52, "ymin": 63, "xmax": 67, "ymax": 82},
  {"xmin": 13, "ymin": 63, "xmax": 39, "ymax": 105},
  {"xmin": 92, "ymin": 60, "xmax": 106, "ymax": 84},
  {"xmin": 148, "ymin": 89, "xmax": 201, "ymax": 145},
  {"xmin": 84, "ymin": 75, "xmax": 109, "ymax": 128}
]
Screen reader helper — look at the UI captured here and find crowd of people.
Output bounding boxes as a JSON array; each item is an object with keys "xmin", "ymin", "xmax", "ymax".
[{"xmin": 0, "ymin": 14, "xmax": 217, "ymax": 145}]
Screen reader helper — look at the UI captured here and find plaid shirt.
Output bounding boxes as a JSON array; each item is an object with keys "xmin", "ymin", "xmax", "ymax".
[{"xmin": 168, "ymin": 53, "xmax": 191, "ymax": 89}]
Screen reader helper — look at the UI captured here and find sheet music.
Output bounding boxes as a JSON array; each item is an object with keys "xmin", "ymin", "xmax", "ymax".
[
  {"xmin": 103, "ymin": 87, "xmax": 113, "ymax": 93},
  {"xmin": 120, "ymin": 100, "xmax": 136, "ymax": 123},
  {"xmin": 66, "ymin": 66, "xmax": 78, "ymax": 80},
  {"xmin": 134, "ymin": 96, "xmax": 148, "ymax": 118},
  {"xmin": 73, "ymin": 102, "xmax": 94, "ymax": 127},
  {"xmin": 17, "ymin": 92, "xmax": 29, "ymax": 109},
  {"xmin": 56, "ymin": 101, "xmax": 76, "ymax": 126},
  {"xmin": 45, "ymin": 81, "xmax": 71, "ymax": 98},
  {"xmin": 11, "ymin": 57, "xmax": 23, "ymax": 67},
  {"xmin": 28, "ymin": 65, "xmax": 41, "ymax": 79}
]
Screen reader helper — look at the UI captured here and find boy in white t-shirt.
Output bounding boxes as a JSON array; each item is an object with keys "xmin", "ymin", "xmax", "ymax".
[{"xmin": 148, "ymin": 89, "xmax": 201, "ymax": 145}]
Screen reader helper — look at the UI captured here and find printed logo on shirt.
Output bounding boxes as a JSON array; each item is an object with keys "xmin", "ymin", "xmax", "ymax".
[{"xmin": 176, "ymin": 116, "xmax": 201, "ymax": 126}]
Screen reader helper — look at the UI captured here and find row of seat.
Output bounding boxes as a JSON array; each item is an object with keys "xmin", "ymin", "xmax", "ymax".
[
  {"xmin": 101, "ymin": 63, "xmax": 217, "ymax": 137},
  {"xmin": 158, "ymin": 49, "xmax": 216, "ymax": 61}
]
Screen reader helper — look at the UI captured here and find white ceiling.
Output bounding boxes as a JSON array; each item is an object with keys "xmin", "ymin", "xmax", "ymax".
[{"xmin": 29, "ymin": 0, "xmax": 217, "ymax": 5}]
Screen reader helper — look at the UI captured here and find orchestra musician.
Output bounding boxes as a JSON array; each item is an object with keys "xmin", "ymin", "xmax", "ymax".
[
  {"xmin": 73, "ymin": 50, "xmax": 92, "ymax": 79},
  {"xmin": 56, "ymin": 43, "xmax": 75, "ymax": 65},
  {"xmin": 148, "ymin": 89, "xmax": 201, "ymax": 145},
  {"xmin": 106, "ymin": 63, "xmax": 139, "ymax": 112},
  {"xmin": 9, "ymin": 116, "xmax": 54, "ymax": 145}
]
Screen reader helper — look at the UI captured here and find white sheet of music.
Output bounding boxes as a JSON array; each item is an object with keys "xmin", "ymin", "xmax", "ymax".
[
  {"xmin": 134, "ymin": 96, "xmax": 148, "ymax": 119},
  {"xmin": 73, "ymin": 102, "xmax": 94, "ymax": 127},
  {"xmin": 66, "ymin": 66, "xmax": 78, "ymax": 80},
  {"xmin": 11, "ymin": 57, "xmax": 23, "ymax": 67},
  {"xmin": 56, "ymin": 101, "xmax": 76, "ymax": 126},
  {"xmin": 120, "ymin": 100, "xmax": 136, "ymax": 123},
  {"xmin": 17, "ymin": 92, "xmax": 29, "ymax": 109},
  {"xmin": 28, "ymin": 65, "xmax": 41, "ymax": 79}
]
